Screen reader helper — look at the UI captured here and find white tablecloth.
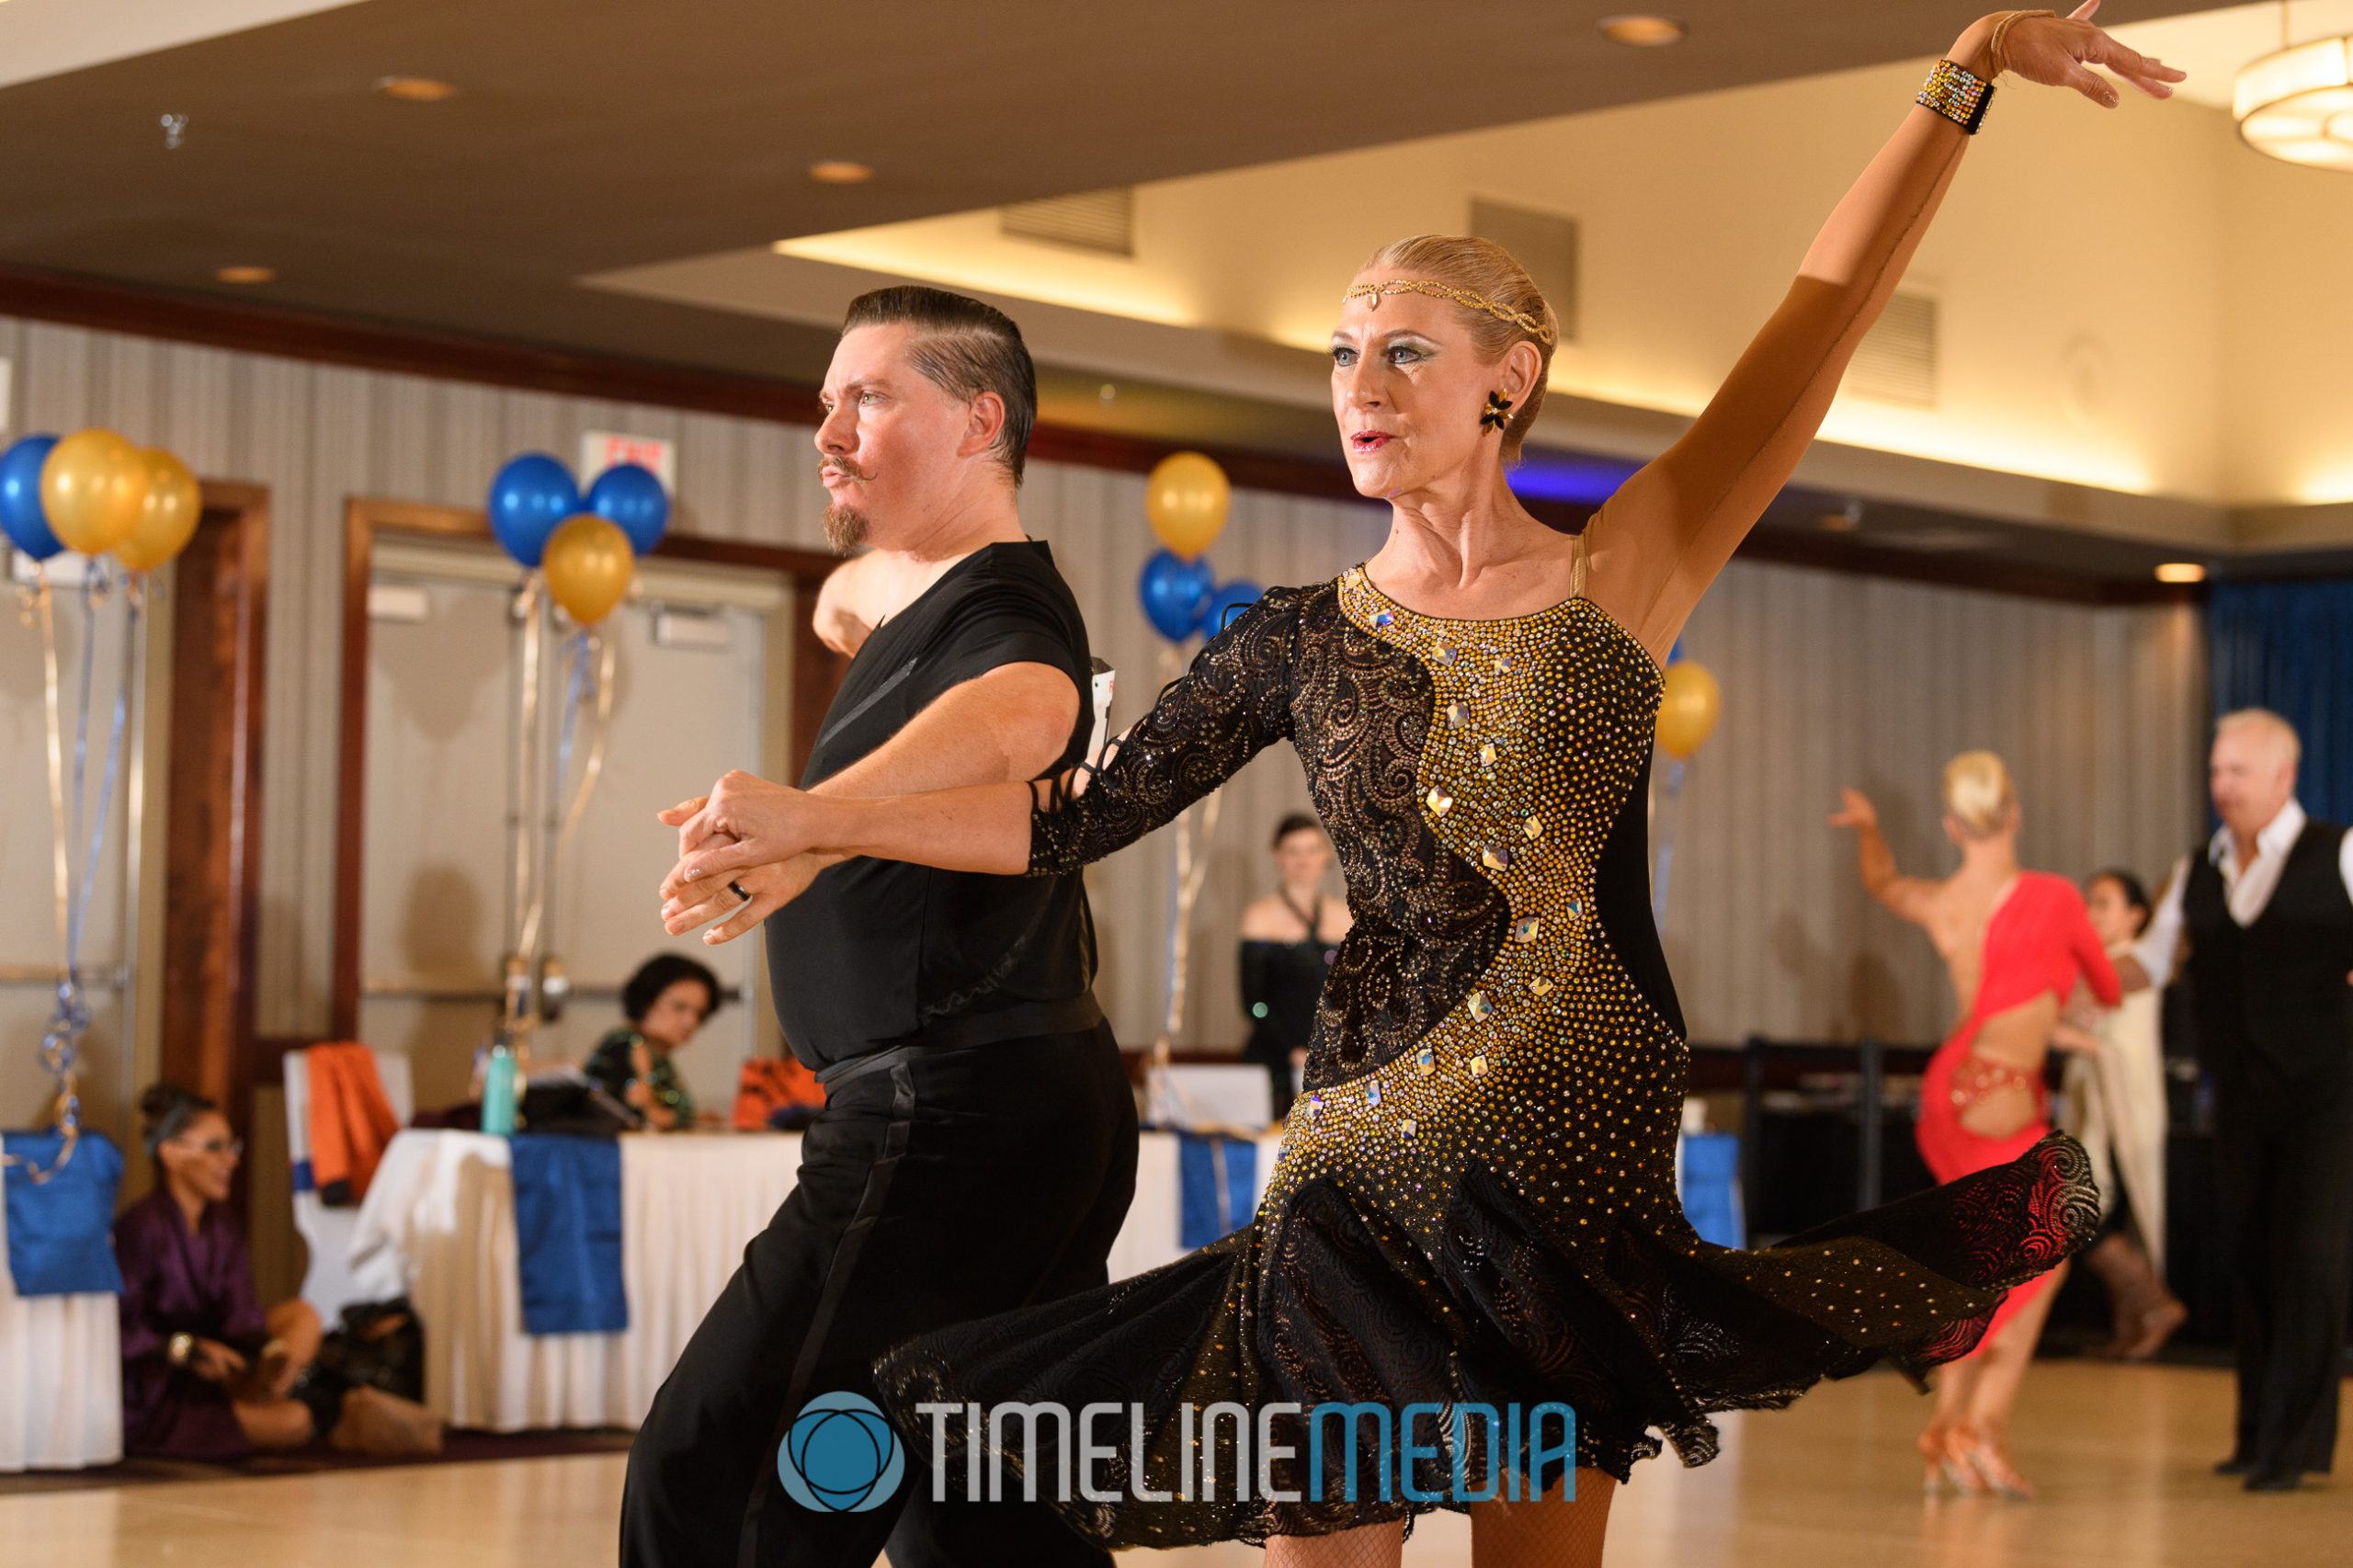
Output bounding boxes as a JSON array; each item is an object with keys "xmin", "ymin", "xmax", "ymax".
[
  {"xmin": 1108, "ymin": 1130, "xmax": 1287, "ymax": 1281},
  {"xmin": 0, "ymin": 1179, "xmax": 122, "ymax": 1471},
  {"xmin": 348, "ymin": 1127, "xmax": 1290, "ymax": 1433},
  {"xmin": 349, "ymin": 1130, "xmax": 801, "ymax": 1432}
]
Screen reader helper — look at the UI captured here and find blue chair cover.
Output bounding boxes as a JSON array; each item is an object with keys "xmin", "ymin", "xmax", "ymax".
[
  {"xmin": 3, "ymin": 1130, "xmax": 126, "ymax": 1297},
  {"xmin": 1677, "ymin": 1131, "xmax": 1745, "ymax": 1249},
  {"xmin": 1177, "ymin": 1132, "xmax": 1258, "ymax": 1250},
  {"xmin": 508, "ymin": 1133, "xmax": 628, "ymax": 1335}
]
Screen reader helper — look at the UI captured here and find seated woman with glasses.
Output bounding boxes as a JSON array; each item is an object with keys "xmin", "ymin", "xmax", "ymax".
[{"xmin": 114, "ymin": 1083, "xmax": 441, "ymax": 1458}]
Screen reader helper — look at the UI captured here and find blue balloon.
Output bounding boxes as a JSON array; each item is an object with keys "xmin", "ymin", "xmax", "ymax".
[
  {"xmin": 1199, "ymin": 579, "xmax": 1264, "ymax": 639},
  {"xmin": 1667, "ymin": 637, "xmax": 1688, "ymax": 666},
  {"xmin": 1138, "ymin": 550, "xmax": 1214, "ymax": 642},
  {"xmin": 0, "ymin": 434, "xmax": 64, "ymax": 562},
  {"xmin": 586, "ymin": 462, "xmax": 669, "ymax": 554},
  {"xmin": 487, "ymin": 452, "xmax": 581, "ymax": 569}
]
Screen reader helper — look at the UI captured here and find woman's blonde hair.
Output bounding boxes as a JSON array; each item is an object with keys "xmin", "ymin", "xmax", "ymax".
[
  {"xmin": 1358, "ymin": 234, "xmax": 1557, "ymax": 460},
  {"xmin": 1942, "ymin": 750, "xmax": 2017, "ymax": 838}
]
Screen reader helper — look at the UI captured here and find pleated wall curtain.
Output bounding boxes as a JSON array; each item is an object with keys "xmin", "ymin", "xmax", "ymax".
[{"xmin": 2208, "ymin": 579, "xmax": 2353, "ymax": 825}]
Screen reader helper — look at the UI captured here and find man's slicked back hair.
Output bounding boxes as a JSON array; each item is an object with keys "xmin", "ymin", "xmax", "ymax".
[{"xmin": 841, "ymin": 286, "xmax": 1038, "ymax": 485}]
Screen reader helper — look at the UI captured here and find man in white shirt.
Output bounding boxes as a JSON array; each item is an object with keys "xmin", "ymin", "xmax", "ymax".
[{"xmin": 2129, "ymin": 709, "xmax": 2353, "ymax": 1493}]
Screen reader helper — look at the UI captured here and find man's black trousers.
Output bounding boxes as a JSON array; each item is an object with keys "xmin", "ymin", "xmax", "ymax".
[{"xmin": 620, "ymin": 1024, "xmax": 1138, "ymax": 1566}]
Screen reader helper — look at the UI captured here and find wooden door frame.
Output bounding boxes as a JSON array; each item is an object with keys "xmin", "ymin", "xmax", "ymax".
[
  {"xmin": 330, "ymin": 496, "xmax": 842, "ymax": 1043},
  {"xmin": 157, "ymin": 481, "xmax": 272, "ymax": 1137}
]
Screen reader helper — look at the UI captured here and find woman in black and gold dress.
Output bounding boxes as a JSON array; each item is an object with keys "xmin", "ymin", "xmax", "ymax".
[{"xmin": 662, "ymin": 9, "xmax": 2180, "ymax": 1562}]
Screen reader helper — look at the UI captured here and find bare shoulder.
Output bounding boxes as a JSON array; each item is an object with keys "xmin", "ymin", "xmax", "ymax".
[
  {"xmin": 1239, "ymin": 895, "xmax": 1300, "ymax": 941},
  {"xmin": 1888, "ymin": 870, "xmax": 1962, "ymax": 939},
  {"xmin": 1579, "ymin": 508, "xmax": 1677, "ymax": 663}
]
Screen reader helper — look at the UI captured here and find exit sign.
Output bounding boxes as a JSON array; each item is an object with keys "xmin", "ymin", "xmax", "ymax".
[{"xmin": 580, "ymin": 430, "xmax": 676, "ymax": 491}]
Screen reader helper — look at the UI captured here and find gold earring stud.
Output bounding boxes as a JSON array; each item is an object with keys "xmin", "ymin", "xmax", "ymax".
[{"xmin": 1481, "ymin": 391, "xmax": 1514, "ymax": 434}]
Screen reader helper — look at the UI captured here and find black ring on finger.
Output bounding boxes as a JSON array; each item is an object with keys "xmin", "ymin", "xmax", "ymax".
[{"xmin": 728, "ymin": 880, "xmax": 754, "ymax": 904}]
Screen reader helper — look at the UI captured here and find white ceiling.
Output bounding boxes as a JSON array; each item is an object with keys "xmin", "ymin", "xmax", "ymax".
[
  {"xmin": 0, "ymin": 0, "xmax": 368, "ymax": 90},
  {"xmin": 2113, "ymin": 0, "xmax": 2353, "ymax": 108}
]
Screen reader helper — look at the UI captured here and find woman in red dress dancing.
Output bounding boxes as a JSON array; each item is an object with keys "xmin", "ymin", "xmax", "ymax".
[{"xmin": 1833, "ymin": 751, "xmax": 2120, "ymax": 1498}]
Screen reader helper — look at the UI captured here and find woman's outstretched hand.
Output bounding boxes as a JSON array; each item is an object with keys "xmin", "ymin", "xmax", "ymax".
[
  {"xmin": 1995, "ymin": 2, "xmax": 2185, "ymax": 108},
  {"xmin": 1828, "ymin": 788, "xmax": 1880, "ymax": 832}
]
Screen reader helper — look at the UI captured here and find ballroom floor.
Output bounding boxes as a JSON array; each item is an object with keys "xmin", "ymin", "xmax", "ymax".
[{"xmin": 5, "ymin": 1361, "xmax": 2346, "ymax": 1567}]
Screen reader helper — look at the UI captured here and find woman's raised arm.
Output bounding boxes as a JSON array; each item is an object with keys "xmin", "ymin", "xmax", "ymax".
[{"xmin": 1586, "ymin": 3, "xmax": 2179, "ymax": 662}]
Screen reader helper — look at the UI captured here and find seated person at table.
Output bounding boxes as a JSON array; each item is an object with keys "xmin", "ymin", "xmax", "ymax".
[
  {"xmin": 585, "ymin": 953, "xmax": 723, "ymax": 1131},
  {"xmin": 116, "ymin": 1083, "xmax": 442, "ymax": 1458}
]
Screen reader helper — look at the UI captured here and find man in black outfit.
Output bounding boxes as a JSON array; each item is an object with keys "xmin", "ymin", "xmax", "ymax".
[
  {"xmin": 623, "ymin": 287, "xmax": 1135, "ymax": 1565},
  {"xmin": 2130, "ymin": 709, "xmax": 2353, "ymax": 1493}
]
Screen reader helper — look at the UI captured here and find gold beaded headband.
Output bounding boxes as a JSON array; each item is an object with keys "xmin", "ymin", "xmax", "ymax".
[{"xmin": 1341, "ymin": 278, "xmax": 1557, "ymax": 347}]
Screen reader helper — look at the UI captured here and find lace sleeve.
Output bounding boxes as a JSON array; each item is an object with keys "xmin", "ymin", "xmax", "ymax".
[{"xmin": 1029, "ymin": 588, "xmax": 1298, "ymax": 874}]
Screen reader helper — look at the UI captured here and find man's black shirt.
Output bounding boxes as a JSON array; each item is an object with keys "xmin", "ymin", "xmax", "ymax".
[{"xmin": 765, "ymin": 540, "xmax": 1101, "ymax": 1066}]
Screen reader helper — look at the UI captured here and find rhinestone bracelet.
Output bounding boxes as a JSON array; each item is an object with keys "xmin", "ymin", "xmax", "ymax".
[{"xmin": 1916, "ymin": 57, "xmax": 1997, "ymax": 135}]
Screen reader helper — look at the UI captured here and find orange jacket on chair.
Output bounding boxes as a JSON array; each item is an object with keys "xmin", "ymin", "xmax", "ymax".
[{"xmin": 306, "ymin": 1042, "xmax": 401, "ymax": 1207}]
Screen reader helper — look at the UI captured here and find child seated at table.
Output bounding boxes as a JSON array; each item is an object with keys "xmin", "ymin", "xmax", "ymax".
[{"xmin": 115, "ymin": 1082, "xmax": 443, "ymax": 1459}]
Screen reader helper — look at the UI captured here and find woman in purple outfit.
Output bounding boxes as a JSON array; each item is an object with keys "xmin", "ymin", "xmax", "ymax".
[{"xmin": 114, "ymin": 1084, "xmax": 440, "ymax": 1458}]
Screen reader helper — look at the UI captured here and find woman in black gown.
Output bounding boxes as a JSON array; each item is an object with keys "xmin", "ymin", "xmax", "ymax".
[
  {"xmin": 1241, "ymin": 813, "xmax": 1351, "ymax": 1122},
  {"xmin": 661, "ymin": 10, "xmax": 2180, "ymax": 1562}
]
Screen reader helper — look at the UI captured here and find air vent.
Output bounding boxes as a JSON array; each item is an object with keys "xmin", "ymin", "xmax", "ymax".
[
  {"xmin": 653, "ymin": 607, "xmax": 734, "ymax": 651},
  {"xmin": 1870, "ymin": 525, "xmax": 1998, "ymax": 553},
  {"xmin": 367, "ymin": 583, "xmax": 430, "ymax": 623},
  {"xmin": 1849, "ymin": 291, "xmax": 1938, "ymax": 406},
  {"xmin": 1470, "ymin": 198, "xmax": 1579, "ymax": 345},
  {"xmin": 1000, "ymin": 188, "xmax": 1135, "ymax": 256}
]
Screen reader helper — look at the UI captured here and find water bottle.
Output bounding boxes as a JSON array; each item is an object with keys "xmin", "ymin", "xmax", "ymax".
[{"xmin": 482, "ymin": 1042, "xmax": 518, "ymax": 1136}]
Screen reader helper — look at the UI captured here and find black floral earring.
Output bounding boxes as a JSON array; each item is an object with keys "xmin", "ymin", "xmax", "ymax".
[{"xmin": 1481, "ymin": 391, "xmax": 1513, "ymax": 434}]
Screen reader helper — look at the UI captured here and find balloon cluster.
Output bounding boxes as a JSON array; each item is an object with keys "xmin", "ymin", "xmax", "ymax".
[
  {"xmin": 486, "ymin": 452, "xmax": 669, "ymax": 624},
  {"xmin": 1, "ymin": 428, "xmax": 203, "ymax": 574},
  {"xmin": 1135, "ymin": 452, "xmax": 1262, "ymax": 642}
]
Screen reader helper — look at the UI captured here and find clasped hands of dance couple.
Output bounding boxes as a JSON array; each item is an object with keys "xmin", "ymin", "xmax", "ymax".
[{"xmin": 657, "ymin": 771, "xmax": 848, "ymax": 941}]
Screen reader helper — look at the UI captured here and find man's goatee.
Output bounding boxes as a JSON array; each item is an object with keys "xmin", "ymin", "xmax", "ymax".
[{"xmin": 824, "ymin": 505, "xmax": 869, "ymax": 554}]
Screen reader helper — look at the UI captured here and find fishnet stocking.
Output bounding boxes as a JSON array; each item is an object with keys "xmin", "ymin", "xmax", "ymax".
[
  {"xmin": 1257, "ymin": 1469, "xmax": 1616, "ymax": 1568},
  {"xmin": 1471, "ymin": 1468, "xmax": 1617, "ymax": 1568},
  {"xmin": 1264, "ymin": 1518, "xmax": 1404, "ymax": 1568}
]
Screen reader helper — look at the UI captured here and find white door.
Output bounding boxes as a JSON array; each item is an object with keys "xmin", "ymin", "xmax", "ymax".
[{"xmin": 359, "ymin": 537, "xmax": 789, "ymax": 1118}]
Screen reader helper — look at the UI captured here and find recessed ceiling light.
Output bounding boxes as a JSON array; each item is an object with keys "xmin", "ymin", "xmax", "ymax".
[
  {"xmin": 808, "ymin": 160, "xmax": 875, "ymax": 185},
  {"xmin": 2154, "ymin": 562, "xmax": 2207, "ymax": 584},
  {"xmin": 1098, "ymin": 383, "xmax": 1119, "ymax": 405},
  {"xmin": 1598, "ymin": 15, "xmax": 1688, "ymax": 47},
  {"xmin": 214, "ymin": 265, "xmax": 276, "ymax": 285},
  {"xmin": 375, "ymin": 75, "xmax": 458, "ymax": 103}
]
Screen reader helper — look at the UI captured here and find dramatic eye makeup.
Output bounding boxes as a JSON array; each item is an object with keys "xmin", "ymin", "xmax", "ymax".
[{"xmin": 1330, "ymin": 332, "xmax": 1438, "ymax": 368}]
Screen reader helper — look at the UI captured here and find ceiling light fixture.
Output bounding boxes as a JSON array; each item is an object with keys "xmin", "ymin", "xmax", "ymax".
[
  {"xmin": 375, "ymin": 75, "xmax": 458, "ymax": 103},
  {"xmin": 2154, "ymin": 562, "xmax": 2208, "ymax": 584},
  {"xmin": 808, "ymin": 160, "xmax": 875, "ymax": 185},
  {"xmin": 214, "ymin": 265, "xmax": 276, "ymax": 285},
  {"xmin": 2234, "ymin": 3, "xmax": 2353, "ymax": 171},
  {"xmin": 1597, "ymin": 15, "xmax": 1688, "ymax": 47}
]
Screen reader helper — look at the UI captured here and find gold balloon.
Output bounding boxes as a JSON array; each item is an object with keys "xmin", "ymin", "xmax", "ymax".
[
  {"xmin": 114, "ymin": 449, "xmax": 202, "ymax": 572},
  {"xmin": 1144, "ymin": 450, "xmax": 1231, "ymax": 560},
  {"xmin": 41, "ymin": 428, "xmax": 150, "ymax": 554},
  {"xmin": 1654, "ymin": 661, "xmax": 1722, "ymax": 760},
  {"xmin": 542, "ymin": 514, "xmax": 634, "ymax": 625}
]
